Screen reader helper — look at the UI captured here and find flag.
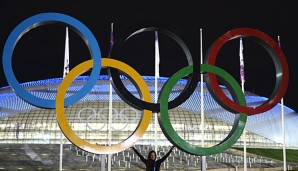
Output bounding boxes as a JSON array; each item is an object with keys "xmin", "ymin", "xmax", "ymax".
[
  {"xmin": 109, "ymin": 23, "xmax": 114, "ymax": 57},
  {"xmin": 63, "ymin": 27, "xmax": 69, "ymax": 78},
  {"xmin": 239, "ymin": 37, "xmax": 245, "ymax": 83},
  {"xmin": 278, "ymin": 36, "xmax": 281, "ymax": 48},
  {"xmin": 155, "ymin": 31, "xmax": 160, "ymax": 78}
]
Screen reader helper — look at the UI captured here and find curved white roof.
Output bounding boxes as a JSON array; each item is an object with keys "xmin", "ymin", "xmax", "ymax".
[{"xmin": 0, "ymin": 75, "xmax": 297, "ymax": 147}]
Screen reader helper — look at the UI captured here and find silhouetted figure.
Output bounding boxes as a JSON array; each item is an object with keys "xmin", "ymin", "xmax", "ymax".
[{"xmin": 131, "ymin": 146, "xmax": 174, "ymax": 171}]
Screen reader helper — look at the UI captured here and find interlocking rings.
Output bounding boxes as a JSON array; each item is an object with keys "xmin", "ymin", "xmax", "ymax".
[
  {"xmin": 78, "ymin": 107, "xmax": 139, "ymax": 131},
  {"xmin": 2, "ymin": 12, "xmax": 101, "ymax": 108},
  {"xmin": 56, "ymin": 58, "xmax": 152, "ymax": 154},
  {"xmin": 158, "ymin": 64, "xmax": 247, "ymax": 155},
  {"xmin": 108, "ymin": 26, "xmax": 200, "ymax": 112},
  {"xmin": 2, "ymin": 12, "xmax": 289, "ymax": 155},
  {"xmin": 78, "ymin": 108, "xmax": 108, "ymax": 131}
]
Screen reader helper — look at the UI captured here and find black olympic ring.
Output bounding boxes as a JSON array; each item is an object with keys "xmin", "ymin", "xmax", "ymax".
[{"xmin": 108, "ymin": 24, "xmax": 200, "ymax": 112}]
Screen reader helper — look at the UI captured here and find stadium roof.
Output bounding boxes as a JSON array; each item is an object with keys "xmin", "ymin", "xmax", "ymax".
[{"xmin": 0, "ymin": 75, "xmax": 297, "ymax": 147}]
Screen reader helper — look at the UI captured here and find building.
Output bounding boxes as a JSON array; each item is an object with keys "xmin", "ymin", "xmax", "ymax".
[{"xmin": 0, "ymin": 75, "xmax": 297, "ymax": 170}]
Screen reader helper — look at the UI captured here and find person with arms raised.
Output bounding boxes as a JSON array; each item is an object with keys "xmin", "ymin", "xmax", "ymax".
[{"xmin": 131, "ymin": 146, "xmax": 175, "ymax": 171}]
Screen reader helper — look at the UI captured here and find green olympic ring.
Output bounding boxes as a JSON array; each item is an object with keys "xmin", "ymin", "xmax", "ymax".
[{"xmin": 159, "ymin": 64, "xmax": 247, "ymax": 156}]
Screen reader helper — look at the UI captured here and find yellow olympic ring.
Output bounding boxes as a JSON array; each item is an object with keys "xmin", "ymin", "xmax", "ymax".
[{"xmin": 56, "ymin": 58, "xmax": 152, "ymax": 154}]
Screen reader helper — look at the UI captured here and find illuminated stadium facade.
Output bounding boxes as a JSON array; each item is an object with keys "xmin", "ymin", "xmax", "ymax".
[
  {"xmin": 1, "ymin": 75, "xmax": 298, "ymax": 149},
  {"xmin": 1, "ymin": 75, "xmax": 298, "ymax": 170}
]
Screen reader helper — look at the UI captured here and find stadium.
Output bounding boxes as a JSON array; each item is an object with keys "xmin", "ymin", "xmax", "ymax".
[{"xmin": 1, "ymin": 75, "xmax": 298, "ymax": 170}]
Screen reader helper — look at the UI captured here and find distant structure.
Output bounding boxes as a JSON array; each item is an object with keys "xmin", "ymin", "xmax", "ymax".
[{"xmin": 0, "ymin": 75, "xmax": 298, "ymax": 148}]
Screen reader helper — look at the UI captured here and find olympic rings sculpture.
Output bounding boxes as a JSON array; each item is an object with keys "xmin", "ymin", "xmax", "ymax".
[
  {"xmin": 78, "ymin": 107, "xmax": 139, "ymax": 131},
  {"xmin": 2, "ymin": 12, "xmax": 289, "ymax": 155}
]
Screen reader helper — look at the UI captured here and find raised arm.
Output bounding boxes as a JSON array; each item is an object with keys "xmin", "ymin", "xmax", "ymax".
[
  {"xmin": 131, "ymin": 147, "xmax": 147, "ymax": 164},
  {"xmin": 158, "ymin": 146, "xmax": 174, "ymax": 163}
]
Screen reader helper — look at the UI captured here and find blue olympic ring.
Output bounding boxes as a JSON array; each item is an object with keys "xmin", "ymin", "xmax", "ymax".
[{"xmin": 2, "ymin": 12, "xmax": 102, "ymax": 108}]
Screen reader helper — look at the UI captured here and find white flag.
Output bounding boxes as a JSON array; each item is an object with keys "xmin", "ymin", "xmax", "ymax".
[
  {"xmin": 63, "ymin": 27, "xmax": 69, "ymax": 78},
  {"xmin": 239, "ymin": 38, "xmax": 245, "ymax": 83},
  {"xmin": 155, "ymin": 31, "xmax": 160, "ymax": 78}
]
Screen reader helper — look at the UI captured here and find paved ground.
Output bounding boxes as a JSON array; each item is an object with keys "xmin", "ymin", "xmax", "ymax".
[{"xmin": 0, "ymin": 144, "xmax": 289, "ymax": 171}]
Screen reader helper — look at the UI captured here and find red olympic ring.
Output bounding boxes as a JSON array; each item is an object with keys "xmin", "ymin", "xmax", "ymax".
[{"xmin": 206, "ymin": 28, "xmax": 289, "ymax": 115}]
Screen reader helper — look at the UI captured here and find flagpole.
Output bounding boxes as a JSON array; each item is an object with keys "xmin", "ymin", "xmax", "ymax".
[
  {"xmin": 239, "ymin": 37, "xmax": 247, "ymax": 171},
  {"xmin": 59, "ymin": 26, "xmax": 69, "ymax": 171},
  {"xmin": 154, "ymin": 31, "xmax": 160, "ymax": 153},
  {"xmin": 107, "ymin": 22, "xmax": 114, "ymax": 171},
  {"xmin": 281, "ymin": 97, "xmax": 286, "ymax": 171},
  {"xmin": 200, "ymin": 28, "xmax": 206, "ymax": 171},
  {"xmin": 278, "ymin": 35, "xmax": 287, "ymax": 171}
]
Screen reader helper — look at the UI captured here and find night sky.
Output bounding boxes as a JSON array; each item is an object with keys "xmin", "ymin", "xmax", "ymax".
[{"xmin": 1, "ymin": 1, "xmax": 298, "ymax": 112}]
